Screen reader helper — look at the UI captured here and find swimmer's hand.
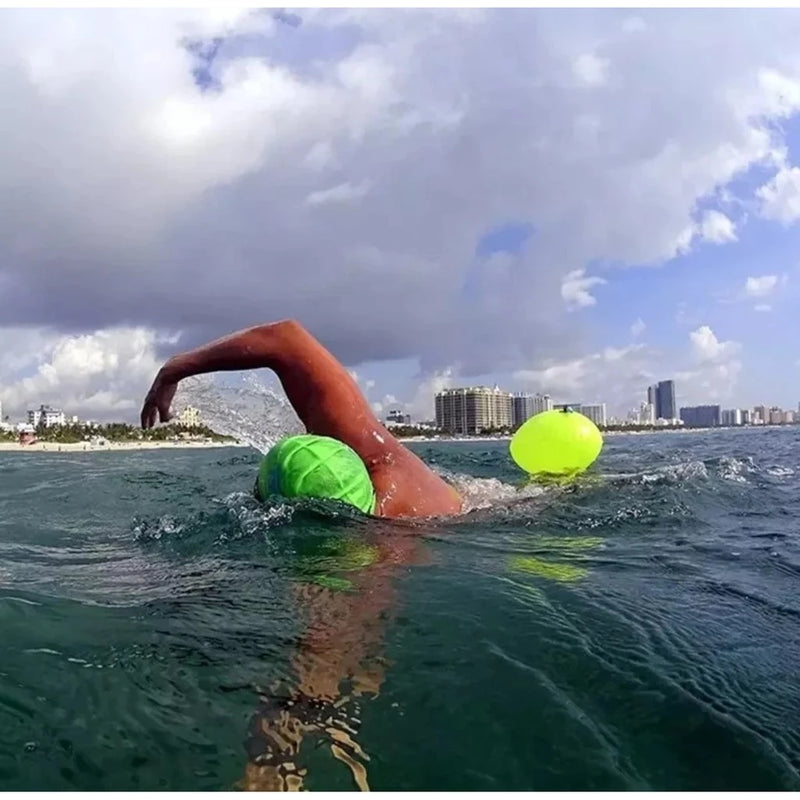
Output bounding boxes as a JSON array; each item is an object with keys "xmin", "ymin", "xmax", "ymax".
[{"xmin": 140, "ymin": 363, "xmax": 179, "ymax": 428}]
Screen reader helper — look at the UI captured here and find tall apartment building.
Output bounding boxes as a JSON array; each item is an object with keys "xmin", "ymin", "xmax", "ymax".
[
  {"xmin": 435, "ymin": 386, "xmax": 513, "ymax": 434},
  {"xmin": 578, "ymin": 403, "xmax": 607, "ymax": 427},
  {"xmin": 648, "ymin": 380, "xmax": 676, "ymax": 421},
  {"xmin": 511, "ymin": 392, "xmax": 552, "ymax": 428},
  {"xmin": 532, "ymin": 393, "xmax": 552, "ymax": 415},
  {"xmin": 753, "ymin": 405, "xmax": 767, "ymax": 424},
  {"xmin": 721, "ymin": 408, "xmax": 743, "ymax": 426},
  {"xmin": 679, "ymin": 405, "xmax": 721, "ymax": 428},
  {"xmin": 769, "ymin": 407, "xmax": 785, "ymax": 425}
]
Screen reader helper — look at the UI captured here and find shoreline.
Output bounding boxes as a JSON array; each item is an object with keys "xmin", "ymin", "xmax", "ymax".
[
  {"xmin": 1, "ymin": 423, "xmax": 791, "ymax": 454},
  {"xmin": 400, "ymin": 424, "xmax": 796, "ymax": 443},
  {"xmin": 0, "ymin": 440, "xmax": 246, "ymax": 454}
]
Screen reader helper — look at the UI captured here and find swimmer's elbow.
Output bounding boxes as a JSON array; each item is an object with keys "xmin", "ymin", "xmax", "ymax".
[{"xmin": 253, "ymin": 318, "xmax": 311, "ymax": 347}]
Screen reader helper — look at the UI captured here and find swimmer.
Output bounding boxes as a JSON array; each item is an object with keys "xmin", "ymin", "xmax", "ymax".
[{"xmin": 140, "ymin": 319, "xmax": 463, "ymax": 519}]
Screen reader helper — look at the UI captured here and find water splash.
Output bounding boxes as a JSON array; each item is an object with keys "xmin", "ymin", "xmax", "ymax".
[
  {"xmin": 438, "ymin": 470, "xmax": 548, "ymax": 512},
  {"xmin": 175, "ymin": 374, "xmax": 303, "ymax": 454},
  {"xmin": 717, "ymin": 456, "xmax": 754, "ymax": 483}
]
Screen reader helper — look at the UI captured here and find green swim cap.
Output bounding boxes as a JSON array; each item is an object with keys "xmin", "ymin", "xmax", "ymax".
[{"xmin": 256, "ymin": 434, "xmax": 376, "ymax": 515}]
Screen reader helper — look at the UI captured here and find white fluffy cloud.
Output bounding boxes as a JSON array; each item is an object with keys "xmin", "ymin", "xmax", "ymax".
[
  {"xmin": 512, "ymin": 324, "xmax": 742, "ymax": 414},
  {"xmin": 561, "ymin": 269, "xmax": 606, "ymax": 310},
  {"xmin": 407, "ymin": 367, "xmax": 457, "ymax": 421},
  {"xmin": 514, "ymin": 344, "xmax": 653, "ymax": 409},
  {"xmin": 757, "ymin": 166, "xmax": 800, "ymax": 223},
  {"xmin": 679, "ymin": 325, "xmax": 742, "ymax": 402},
  {"xmin": 689, "ymin": 324, "xmax": 740, "ymax": 363},
  {"xmin": 0, "ymin": 327, "xmax": 175, "ymax": 420},
  {"xmin": 744, "ymin": 274, "xmax": 779, "ymax": 297},
  {"xmin": 630, "ymin": 317, "xmax": 646, "ymax": 338},
  {"xmin": 699, "ymin": 210, "xmax": 737, "ymax": 243}
]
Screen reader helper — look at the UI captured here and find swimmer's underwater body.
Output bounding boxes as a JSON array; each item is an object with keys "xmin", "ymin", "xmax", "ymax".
[
  {"xmin": 140, "ymin": 319, "xmax": 464, "ymax": 790},
  {"xmin": 141, "ymin": 318, "xmax": 464, "ymax": 520}
]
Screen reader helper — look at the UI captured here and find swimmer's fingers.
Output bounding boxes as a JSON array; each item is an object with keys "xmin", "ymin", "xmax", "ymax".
[
  {"xmin": 157, "ymin": 382, "xmax": 177, "ymax": 424},
  {"xmin": 140, "ymin": 392, "xmax": 156, "ymax": 429},
  {"xmin": 140, "ymin": 374, "xmax": 177, "ymax": 428}
]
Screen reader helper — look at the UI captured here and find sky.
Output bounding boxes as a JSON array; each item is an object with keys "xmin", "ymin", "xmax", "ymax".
[{"xmin": 3, "ymin": 8, "xmax": 800, "ymax": 423}]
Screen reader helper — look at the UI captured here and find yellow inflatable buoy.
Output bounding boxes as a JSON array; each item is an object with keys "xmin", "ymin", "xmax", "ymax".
[{"xmin": 509, "ymin": 408, "xmax": 603, "ymax": 477}]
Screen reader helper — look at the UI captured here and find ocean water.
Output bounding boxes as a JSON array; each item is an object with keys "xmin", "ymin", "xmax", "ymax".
[{"xmin": 1, "ymin": 426, "xmax": 800, "ymax": 790}]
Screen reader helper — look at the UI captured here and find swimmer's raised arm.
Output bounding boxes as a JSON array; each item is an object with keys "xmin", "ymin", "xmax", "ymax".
[
  {"xmin": 142, "ymin": 319, "xmax": 372, "ymax": 440},
  {"xmin": 141, "ymin": 319, "xmax": 462, "ymax": 518}
]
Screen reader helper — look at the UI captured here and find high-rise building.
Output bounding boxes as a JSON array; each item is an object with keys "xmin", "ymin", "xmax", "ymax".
[
  {"xmin": 741, "ymin": 409, "xmax": 751, "ymax": 425},
  {"xmin": 640, "ymin": 402, "xmax": 655, "ymax": 425},
  {"xmin": 721, "ymin": 409, "xmax": 743, "ymax": 426},
  {"xmin": 511, "ymin": 392, "xmax": 552, "ymax": 427},
  {"xmin": 532, "ymin": 393, "xmax": 552, "ymax": 415},
  {"xmin": 386, "ymin": 409, "xmax": 412, "ymax": 426},
  {"xmin": 753, "ymin": 405, "xmax": 767, "ymax": 424},
  {"xmin": 435, "ymin": 386, "xmax": 513, "ymax": 434},
  {"xmin": 579, "ymin": 403, "xmax": 607, "ymax": 427},
  {"xmin": 680, "ymin": 405, "xmax": 721, "ymax": 428},
  {"xmin": 649, "ymin": 380, "xmax": 677, "ymax": 421},
  {"xmin": 769, "ymin": 407, "xmax": 785, "ymax": 425},
  {"xmin": 512, "ymin": 393, "xmax": 535, "ymax": 428}
]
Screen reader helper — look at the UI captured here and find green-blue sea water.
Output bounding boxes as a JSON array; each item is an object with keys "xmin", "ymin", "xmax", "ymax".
[{"xmin": 1, "ymin": 427, "xmax": 800, "ymax": 790}]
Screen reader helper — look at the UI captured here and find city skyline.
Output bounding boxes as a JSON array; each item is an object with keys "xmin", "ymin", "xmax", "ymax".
[
  {"xmin": 5, "ymin": 379, "xmax": 800, "ymax": 432},
  {"xmin": 428, "ymin": 380, "xmax": 800, "ymax": 432}
]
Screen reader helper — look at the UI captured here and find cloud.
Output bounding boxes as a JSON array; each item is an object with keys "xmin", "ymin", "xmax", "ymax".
[
  {"xmin": 677, "ymin": 325, "xmax": 742, "ymax": 403},
  {"xmin": 561, "ymin": 269, "xmax": 606, "ymax": 310},
  {"xmin": 406, "ymin": 367, "xmax": 457, "ymax": 421},
  {"xmin": 630, "ymin": 317, "xmax": 646, "ymax": 338},
  {"xmin": 0, "ymin": 327, "xmax": 175, "ymax": 420},
  {"xmin": 744, "ymin": 274, "xmax": 779, "ymax": 297},
  {"xmin": 512, "ymin": 325, "xmax": 742, "ymax": 414},
  {"xmin": 757, "ymin": 166, "xmax": 800, "ymax": 223},
  {"xmin": 699, "ymin": 209, "xmax": 737, "ymax": 243},
  {"xmin": 370, "ymin": 393, "xmax": 398, "ymax": 417},
  {"xmin": 573, "ymin": 53, "xmax": 609, "ymax": 87},
  {"xmin": 514, "ymin": 344, "xmax": 652, "ymax": 409},
  {"xmin": 306, "ymin": 181, "xmax": 371, "ymax": 206},
  {"xmin": 3, "ymin": 9, "xmax": 800, "ymax": 407},
  {"xmin": 689, "ymin": 324, "xmax": 740, "ymax": 363}
]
